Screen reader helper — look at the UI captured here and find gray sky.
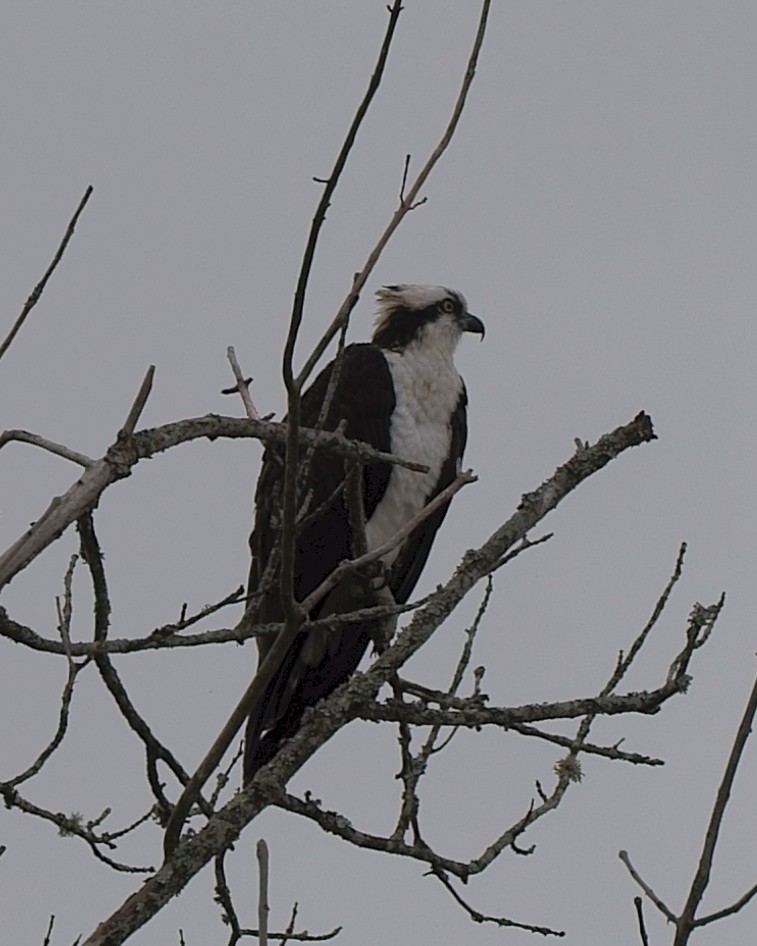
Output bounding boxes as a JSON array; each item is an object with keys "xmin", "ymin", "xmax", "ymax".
[{"xmin": 1, "ymin": 2, "xmax": 756, "ymax": 943}]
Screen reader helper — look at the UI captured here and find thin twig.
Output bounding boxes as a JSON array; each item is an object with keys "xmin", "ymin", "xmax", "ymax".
[
  {"xmin": 619, "ymin": 850, "xmax": 677, "ymax": 923},
  {"xmin": 214, "ymin": 851, "xmax": 242, "ymax": 945},
  {"xmin": 41, "ymin": 915, "xmax": 56, "ymax": 946},
  {"xmin": 0, "ymin": 595, "xmax": 423, "ymax": 657},
  {"xmin": 299, "ymin": 470, "xmax": 476, "ymax": 615},
  {"xmin": 552, "ymin": 543, "xmax": 691, "ymax": 795},
  {"xmin": 608, "ymin": 542, "xmax": 687, "ymax": 692},
  {"xmin": 696, "ymin": 881, "xmax": 757, "ymax": 927},
  {"xmin": 0, "ymin": 429, "xmax": 94, "ymax": 467},
  {"xmin": 432, "ymin": 868, "xmax": 565, "ymax": 937},
  {"xmin": 0, "ymin": 185, "xmax": 94, "ymax": 363},
  {"xmin": 9, "ymin": 558, "xmax": 84, "ymax": 786},
  {"xmin": 633, "ymin": 897, "xmax": 650, "ymax": 946},
  {"xmin": 360, "ymin": 685, "xmax": 697, "ymax": 728},
  {"xmin": 509, "ymin": 723, "xmax": 663, "ymax": 766},
  {"xmin": 0, "ymin": 783, "xmax": 151, "ymax": 873},
  {"xmin": 226, "ymin": 346, "xmax": 260, "ymax": 420},
  {"xmin": 119, "ymin": 365, "xmax": 155, "ymax": 438},
  {"xmin": 398, "ymin": 154, "xmax": 411, "ymax": 204},
  {"xmin": 295, "ymin": 0, "xmax": 493, "ymax": 390},
  {"xmin": 283, "ymin": 0, "xmax": 404, "ymax": 390},
  {"xmin": 392, "ymin": 576, "xmax": 493, "ymax": 840},
  {"xmin": 257, "ymin": 839, "xmax": 270, "ymax": 946},
  {"xmin": 151, "ymin": 586, "xmax": 246, "ymax": 639},
  {"xmin": 208, "ymin": 741, "xmax": 244, "ymax": 810}
]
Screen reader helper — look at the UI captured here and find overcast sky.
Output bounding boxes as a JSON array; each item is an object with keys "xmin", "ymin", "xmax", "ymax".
[{"xmin": 1, "ymin": 2, "xmax": 756, "ymax": 944}]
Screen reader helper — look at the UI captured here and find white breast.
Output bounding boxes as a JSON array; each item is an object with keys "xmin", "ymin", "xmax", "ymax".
[{"xmin": 364, "ymin": 344, "xmax": 463, "ymax": 565}]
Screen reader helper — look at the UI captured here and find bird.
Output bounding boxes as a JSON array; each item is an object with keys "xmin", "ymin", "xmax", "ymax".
[{"xmin": 243, "ymin": 284, "xmax": 484, "ymax": 784}]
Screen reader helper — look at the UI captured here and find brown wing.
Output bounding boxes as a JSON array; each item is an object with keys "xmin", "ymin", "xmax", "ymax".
[{"xmin": 244, "ymin": 344, "xmax": 395, "ymax": 781}]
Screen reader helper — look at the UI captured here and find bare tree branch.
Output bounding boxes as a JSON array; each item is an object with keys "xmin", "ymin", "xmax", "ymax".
[
  {"xmin": 392, "ymin": 576, "xmax": 493, "ymax": 841},
  {"xmin": 225, "ymin": 346, "xmax": 261, "ymax": 420},
  {"xmin": 299, "ymin": 469, "xmax": 475, "ymax": 615},
  {"xmin": 674, "ymin": 669, "xmax": 757, "ymax": 944},
  {"xmin": 633, "ymin": 896, "xmax": 650, "ymax": 946},
  {"xmin": 295, "ymin": 0, "xmax": 493, "ymax": 390},
  {"xmin": 283, "ymin": 0, "xmax": 405, "ymax": 390},
  {"xmin": 351, "ymin": 413, "xmax": 656, "ymax": 685},
  {"xmin": 432, "ymin": 867, "xmax": 565, "ymax": 938},
  {"xmin": 619, "ymin": 851, "xmax": 677, "ymax": 924},
  {"xmin": 508, "ymin": 724, "xmax": 663, "ymax": 766},
  {"xmin": 0, "ymin": 596, "xmax": 421, "ymax": 657},
  {"xmin": 213, "ymin": 845, "xmax": 341, "ymax": 945},
  {"xmin": 0, "ymin": 185, "xmax": 93, "ymax": 363},
  {"xmin": 0, "ymin": 783, "xmax": 152, "ymax": 874},
  {"xmin": 214, "ymin": 850, "xmax": 242, "ymax": 945},
  {"xmin": 119, "ymin": 365, "xmax": 155, "ymax": 439},
  {"xmin": 0, "ymin": 412, "xmax": 429, "ymax": 592},
  {"xmin": 162, "ymin": 475, "xmax": 474, "ymax": 853},
  {"xmin": 257, "ymin": 839, "xmax": 270, "ymax": 946},
  {"xmin": 5, "ymin": 556, "xmax": 84, "ymax": 786},
  {"xmin": 76, "ymin": 411, "xmax": 658, "ymax": 945},
  {"xmin": 77, "ymin": 514, "xmax": 213, "ymax": 824},
  {"xmin": 696, "ymin": 881, "xmax": 757, "ymax": 927},
  {"xmin": 41, "ymin": 914, "xmax": 56, "ymax": 946},
  {"xmin": 0, "ymin": 429, "xmax": 94, "ymax": 467}
]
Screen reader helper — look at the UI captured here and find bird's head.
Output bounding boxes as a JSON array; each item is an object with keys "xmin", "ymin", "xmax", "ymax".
[{"xmin": 372, "ymin": 284, "xmax": 485, "ymax": 353}]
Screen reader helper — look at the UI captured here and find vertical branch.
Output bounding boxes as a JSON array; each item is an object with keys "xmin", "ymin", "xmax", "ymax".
[
  {"xmin": 279, "ymin": 0, "xmax": 404, "ymax": 630},
  {"xmin": 8, "ymin": 556, "xmax": 84, "ymax": 787},
  {"xmin": 118, "ymin": 365, "xmax": 156, "ymax": 439},
  {"xmin": 41, "ymin": 915, "xmax": 56, "ymax": 946},
  {"xmin": 633, "ymin": 897, "xmax": 650, "ymax": 946},
  {"xmin": 214, "ymin": 851, "xmax": 242, "ymax": 945},
  {"xmin": 257, "ymin": 839, "xmax": 270, "ymax": 946},
  {"xmin": 225, "ymin": 346, "xmax": 260, "ymax": 420},
  {"xmin": 77, "ymin": 514, "xmax": 211, "ymax": 826},
  {"xmin": 282, "ymin": 0, "xmax": 404, "ymax": 386}
]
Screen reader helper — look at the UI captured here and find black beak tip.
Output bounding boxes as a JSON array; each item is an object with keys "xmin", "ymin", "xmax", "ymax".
[{"xmin": 461, "ymin": 312, "xmax": 485, "ymax": 340}]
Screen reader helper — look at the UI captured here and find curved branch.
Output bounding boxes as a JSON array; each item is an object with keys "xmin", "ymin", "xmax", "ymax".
[
  {"xmin": 0, "ymin": 429, "xmax": 94, "ymax": 467},
  {"xmin": 0, "ymin": 413, "xmax": 429, "ymax": 592}
]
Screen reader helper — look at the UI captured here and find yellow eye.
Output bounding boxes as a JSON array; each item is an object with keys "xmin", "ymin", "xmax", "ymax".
[{"xmin": 439, "ymin": 298, "xmax": 456, "ymax": 314}]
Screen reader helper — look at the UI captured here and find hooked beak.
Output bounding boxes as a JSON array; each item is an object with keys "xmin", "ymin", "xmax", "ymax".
[{"xmin": 459, "ymin": 312, "xmax": 485, "ymax": 340}]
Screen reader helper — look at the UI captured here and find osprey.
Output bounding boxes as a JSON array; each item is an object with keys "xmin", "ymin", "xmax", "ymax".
[{"xmin": 243, "ymin": 284, "xmax": 484, "ymax": 783}]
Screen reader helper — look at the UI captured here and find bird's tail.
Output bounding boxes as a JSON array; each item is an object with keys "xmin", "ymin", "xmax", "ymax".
[
  {"xmin": 243, "ymin": 702, "xmax": 305, "ymax": 785},
  {"xmin": 242, "ymin": 615, "xmax": 374, "ymax": 785}
]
